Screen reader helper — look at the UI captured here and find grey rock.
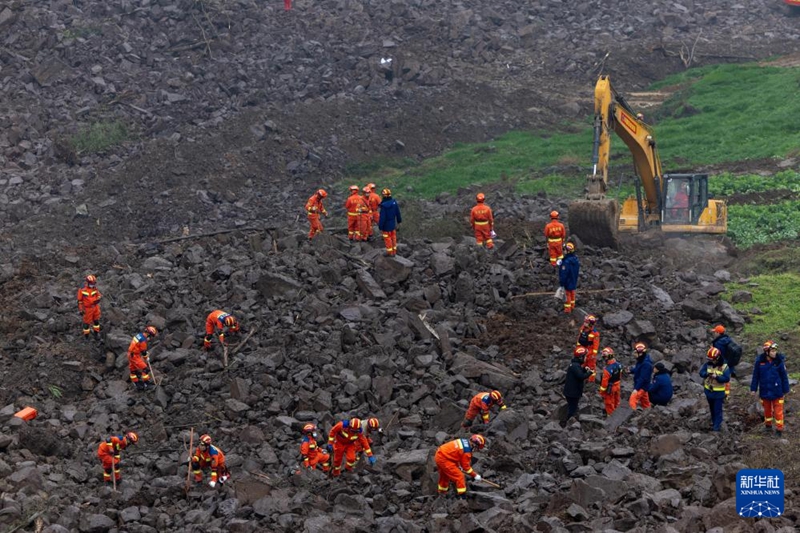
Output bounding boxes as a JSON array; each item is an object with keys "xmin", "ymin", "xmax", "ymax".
[{"xmin": 603, "ymin": 310, "xmax": 634, "ymax": 328}]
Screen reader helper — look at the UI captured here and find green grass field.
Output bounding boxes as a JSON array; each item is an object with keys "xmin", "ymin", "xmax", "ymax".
[{"xmin": 724, "ymin": 273, "xmax": 800, "ymax": 346}]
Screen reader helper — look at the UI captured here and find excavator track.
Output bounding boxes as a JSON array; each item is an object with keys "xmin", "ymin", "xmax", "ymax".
[{"xmin": 568, "ymin": 199, "xmax": 620, "ymax": 249}]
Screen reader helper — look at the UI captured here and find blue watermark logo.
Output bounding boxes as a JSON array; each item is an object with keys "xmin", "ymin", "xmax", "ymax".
[{"xmin": 736, "ymin": 469, "xmax": 784, "ymax": 518}]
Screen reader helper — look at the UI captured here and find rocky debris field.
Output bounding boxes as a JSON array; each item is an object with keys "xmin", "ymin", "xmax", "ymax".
[{"xmin": 0, "ymin": 199, "xmax": 798, "ymax": 532}]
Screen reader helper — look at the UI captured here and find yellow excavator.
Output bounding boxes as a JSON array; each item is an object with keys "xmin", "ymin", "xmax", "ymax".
[{"xmin": 568, "ymin": 75, "xmax": 727, "ymax": 248}]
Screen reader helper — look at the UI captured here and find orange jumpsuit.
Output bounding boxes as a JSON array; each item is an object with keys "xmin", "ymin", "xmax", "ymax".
[
  {"xmin": 544, "ymin": 220, "xmax": 566, "ymax": 267},
  {"xmin": 305, "ymin": 194, "xmax": 328, "ymax": 239},
  {"xmin": 97, "ymin": 435, "xmax": 129, "ymax": 482},
  {"xmin": 369, "ymin": 192, "xmax": 381, "ymax": 224},
  {"xmin": 435, "ymin": 438, "xmax": 478, "ymax": 495},
  {"xmin": 76, "ymin": 284, "xmax": 102, "ymax": 336},
  {"xmin": 345, "ymin": 193, "xmax": 369, "ymax": 241},
  {"xmin": 360, "ymin": 192, "xmax": 373, "ymax": 239},
  {"xmin": 300, "ymin": 435, "xmax": 331, "ymax": 472},
  {"xmin": 328, "ymin": 421, "xmax": 373, "ymax": 476},
  {"xmin": 470, "ymin": 203, "xmax": 494, "ymax": 249},
  {"xmin": 598, "ymin": 359, "xmax": 622, "ymax": 415},
  {"xmin": 204, "ymin": 310, "xmax": 237, "ymax": 350},
  {"xmin": 127, "ymin": 333, "xmax": 152, "ymax": 386},
  {"xmin": 576, "ymin": 326, "xmax": 600, "ymax": 382},
  {"xmin": 192, "ymin": 444, "xmax": 227, "ymax": 483},
  {"xmin": 463, "ymin": 392, "xmax": 505, "ymax": 425}
]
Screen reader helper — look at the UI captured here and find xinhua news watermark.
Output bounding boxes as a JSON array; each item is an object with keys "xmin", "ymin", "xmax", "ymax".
[{"xmin": 736, "ymin": 469, "xmax": 784, "ymax": 518}]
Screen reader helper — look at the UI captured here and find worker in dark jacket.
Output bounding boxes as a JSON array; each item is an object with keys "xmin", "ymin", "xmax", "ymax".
[
  {"xmin": 751, "ymin": 340, "xmax": 790, "ymax": 436},
  {"xmin": 561, "ymin": 346, "xmax": 595, "ymax": 427},
  {"xmin": 628, "ymin": 342, "xmax": 653, "ymax": 410},
  {"xmin": 378, "ymin": 188, "xmax": 402, "ymax": 256},
  {"xmin": 700, "ymin": 347, "xmax": 731, "ymax": 432},
  {"xmin": 558, "ymin": 242, "xmax": 580, "ymax": 314},
  {"xmin": 710, "ymin": 325, "xmax": 738, "ymax": 378},
  {"xmin": 648, "ymin": 362, "xmax": 674, "ymax": 406}
]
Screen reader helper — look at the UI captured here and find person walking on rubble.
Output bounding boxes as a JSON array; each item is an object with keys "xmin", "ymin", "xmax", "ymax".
[
  {"xmin": 558, "ymin": 242, "xmax": 580, "ymax": 313},
  {"xmin": 470, "ymin": 193, "xmax": 495, "ymax": 249},
  {"xmin": 378, "ymin": 188, "xmax": 402, "ymax": 256},
  {"xmin": 345, "ymin": 185, "xmax": 369, "ymax": 241},
  {"xmin": 305, "ymin": 189, "xmax": 329, "ymax": 240},
  {"xmin": 360, "ymin": 186, "xmax": 374, "ymax": 241},
  {"xmin": 327, "ymin": 418, "xmax": 375, "ymax": 476},
  {"xmin": 128, "ymin": 326, "xmax": 157, "ymax": 391},
  {"xmin": 77, "ymin": 274, "xmax": 102, "ymax": 340},
  {"xmin": 700, "ymin": 347, "xmax": 731, "ymax": 432},
  {"xmin": 628, "ymin": 342, "xmax": 653, "ymax": 410},
  {"xmin": 576, "ymin": 314, "xmax": 600, "ymax": 381},
  {"xmin": 598, "ymin": 347, "xmax": 622, "ymax": 416},
  {"xmin": 544, "ymin": 210, "xmax": 566, "ymax": 267},
  {"xmin": 97, "ymin": 431, "xmax": 138, "ymax": 485},
  {"xmin": 562, "ymin": 346, "xmax": 595, "ymax": 426},
  {"xmin": 299, "ymin": 424, "xmax": 331, "ymax": 473},
  {"xmin": 751, "ymin": 340, "xmax": 790, "ymax": 437},
  {"xmin": 435, "ymin": 435, "xmax": 486, "ymax": 498}
]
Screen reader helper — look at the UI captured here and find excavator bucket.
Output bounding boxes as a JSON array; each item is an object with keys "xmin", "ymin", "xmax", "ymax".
[{"xmin": 567, "ymin": 198, "xmax": 620, "ymax": 249}]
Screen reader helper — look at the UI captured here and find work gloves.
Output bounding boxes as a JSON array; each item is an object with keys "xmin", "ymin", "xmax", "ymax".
[
  {"xmin": 500, "ymin": 405, "xmax": 507, "ymax": 411},
  {"xmin": 208, "ymin": 481, "xmax": 216, "ymax": 488},
  {"xmin": 368, "ymin": 456, "xmax": 376, "ymax": 466},
  {"xmin": 474, "ymin": 474, "xmax": 482, "ymax": 481}
]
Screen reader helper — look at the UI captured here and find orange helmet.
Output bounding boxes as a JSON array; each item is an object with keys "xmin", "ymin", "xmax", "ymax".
[
  {"xmin": 317, "ymin": 189, "xmax": 327, "ymax": 198},
  {"xmin": 634, "ymin": 342, "xmax": 647, "ymax": 354},
  {"xmin": 476, "ymin": 193, "xmax": 485, "ymax": 203},
  {"xmin": 574, "ymin": 346, "xmax": 589, "ymax": 361},
  {"xmin": 712, "ymin": 325, "xmax": 725, "ymax": 335},
  {"xmin": 469, "ymin": 434, "xmax": 486, "ymax": 450},
  {"xmin": 490, "ymin": 390, "xmax": 503, "ymax": 404},
  {"xmin": 85, "ymin": 274, "xmax": 97, "ymax": 286},
  {"xmin": 707, "ymin": 347, "xmax": 721, "ymax": 361},
  {"xmin": 302, "ymin": 424, "xmax": 317, "ymax": 434},
  {"xmin": 368, "ymin": 183, "xmax": 377, "ymax": 191},
  {"xmin": 224, "ymin": 315, "xmax": 237, "ymax": 328},
  {"xmin": 144, "ymin": 326, "xmax": 158, "ymax": 337},
  {"xmin": 601, "ymin": 347, "xmax": 615, "ymax": 359},
  {"xmin": 348, "ymin": 418, "xmax": 362, "ymax": 430},
  {"xmin": 349, "ymin": 185, "xmax": 359, "ymax": 192},
  {"xmin": 382, "ymin": 188, "xmax": 391, "ymax": 197},
  {"xmin": 565, "ymin": 242, "xmax": 575, "ymax": 253},
  {"xmin": 584, "ymin": 315, "xmax": 597, "ymax": 326},
  {"xmin": 125, "ymin": 431, "xmax": 138, "ymax": 444},
  {"xmin": 362, "ymin": 186, "xmax": 371, "ymax": 194},
  {"xmin": 763, "ymin": 340, "xmax": 778, "ymax": 352},
  {"xmin": 550, "ymin": 210, "xmax": 559, "ymax": 219},
  {"xmin": 367, "ymin": 418, "xmax": 381, "ymax": 431},
  {"xmin": 199, "ymin": 434, "xmax": 212, "ymax": 445}
]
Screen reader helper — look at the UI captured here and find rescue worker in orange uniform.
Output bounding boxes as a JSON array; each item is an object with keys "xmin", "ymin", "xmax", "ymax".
[
  {"xmin": 354, "ymin": 417, "xmax": 382, "ymax": 463},
  {"xmin": 77, "ymin": 274, "xmax": 102, "ymax": 339},
  {"xmin": 345, "ymin": 185, "xmax": 369, "ymax": 241},
  {"xmin": 361, "ymin": 186, "xmax": 374, "ymax": 240},
  {"xmin": 470, "ymin": 193, "xmax": 494, "ymax": 249},
  {"xmin": 368, "ymin": 183, "xmax": 382, "ymax": 231},
  {"xmin": 327, "ymin": 418, "xmax": 375, "ymax": 476},
  {"xmin": 192, "ymin": 434, "xmax": 230, "ymax": 488},
  {"xmin": 97, "ymin": 431, "xmax": 138, "ymax": 484},
  {"xmin": 128, "ymin": 326, "xmax": 157, "ymax": 391},
  {"xmin": 299, "ymin": 424, "xmax": 330, "ymax": 473},
  {"xmin": 598, "ymin": 347, "xmax": 622, "ymax": 416},
  {"xmin": 576, "ymin": 315, "xmax": 600, "ymax": 382},
  {"xmin": 461, "ymin": 390, "xmax": 507, "ymax": 428},
  {"xmin": 305, "ymin": 189, "xmax": 328, "ymax": 240},
  {"xmin": 204, "ymin": 310, "xmax": 239, "ymax": 351},
  {"xmin": 435, "ymin": 434, "xmax": 486, "ymax": 497},
  {"xmin": 544, "ymin": 210, "xmax": 566, "ymax": 267}
]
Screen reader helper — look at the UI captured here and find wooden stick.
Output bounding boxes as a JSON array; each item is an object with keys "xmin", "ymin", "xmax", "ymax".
[
  {"xmin": 230, "ymin": 328, "xmax": 256, "ymax": 355},
  {"xmin": 4, "ymin": 510, "xmax": 45, "ymax": 533},
  {"xmin": 147, "ymin": 359, "xmax": 160, "ymax": 388},
  {"xmin": 479, "ymin": 478, "xmax": 502, "ymax": 489},
  {"xmin": 185, "ymin": 428, "xmax": 194, "ymax": 494},
  {"xmin": 253, "ymin": 471, "xmax": 272, "ymax": 482},
  {"xmin": 511, "ymin": 288, "xmax": 619, "ymax": 299},
  {"xmin": 112, "ymin": 464, "xmax": 117, "ymax": 493},
  {"xmin": 382, "ymin": 411, "xmax": 401, "ymax": 434},
  {"xmin": 145, "ymin": 226, "xmax": 275, "ymax": 245},
  {"xmin": 223, "ymin": 345, "xmax": 229, "ymax": 368}
]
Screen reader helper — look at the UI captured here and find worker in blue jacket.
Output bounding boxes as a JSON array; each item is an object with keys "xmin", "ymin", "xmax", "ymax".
[
  {"xmin": 700, "ymin": 347, "xmax": 731, "ymax": 432},
  {"xmin": 750, "ymin": 340, "xmax": 790, "ymax": 436},
  {"xmin": 378, "ymin": 188, "xmax": 402, "ymax": 257},
  {"xmin": 558, "ymin": 242, "xmax": 580, "ymax": 314},
  {"xmin": 628, "ymin": 342, "xmax": 653, "ymax": 409},
  {"xmin": 648, "ymin": 362, "xmax": 674, "ymax": 406}
]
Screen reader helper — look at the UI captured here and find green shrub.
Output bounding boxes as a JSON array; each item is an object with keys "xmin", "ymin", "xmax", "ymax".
[{"xmin": 70, "ymin": 121, "xmax": 130, "ymax": 154}]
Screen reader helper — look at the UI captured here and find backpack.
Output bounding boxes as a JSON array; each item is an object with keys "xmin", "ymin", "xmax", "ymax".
[{"xmin": 726, "ymin": 339, "xmax": 743, "ymax": 367}]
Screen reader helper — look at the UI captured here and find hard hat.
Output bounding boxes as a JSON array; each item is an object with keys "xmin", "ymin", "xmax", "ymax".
[
  {"xmin": 476, "ymin": 193, "xmax": 485, "ymax": 202},
  {"xmin": 583, "ymin": 315, "xmax": 597, "ymax": 325},
  {"xmin": 85, "ymin": 274, "xmax": 97, "ymax": 286},
  {"xmin": 125, "ymin": 431, "xmax": 138, "ymax": 444},
  {"xmin": 144, "ymin": 326, "xmax": 158, "ymax": 337},
  {"xmin": 469, "ymin": 434, "xmax": 486, "ymax": 449},
  {"xmin": 565, "ymin": 242, "xmax": 575, "ymax": 253},
  {"xmin": 574, "ymin": 346, "xmax": 589, "ymax": 358},
  {"xmin": 763, "ymin": 340, "xmax": 778, "ymax": 351},
  {"xmin": 381, "ymin": 188, "xmax": 391, "ymax": 197},
  {"xmin": 490, "ymin": 390, "xmax": 503, "ymax": 403},
  {"xmin": 349, "ymin": 185, "xmax": 359, "ymax": 192},
  {"xmin": 712, "ymin": 325, "xmax": 725, "ymax": 335},
  {"xmin": 367, "ymin": 418, "xmax": 380, "ymax": 430},
  {"xmin": 550, "ymin": 210, "xmax": 559, "ymax": 219},
  {"xmin": 200, "ymin": 434, "xmax": 212, "ymax": 445},
  {"xmin": 707, "ymin": 347, "xmax": 721, "ymax": 361},
  {"xmin": 348, "ymin": 418, "xmax": 362, "ymax": 430},
  {"xmin": 362, "ymin": 186, "xmax": 371, "ymax": 194},
  {"xmin": 317, "ymin": 189, "xmax": 327, "ymax": 198},
  {"xmin": 302, "ymin": 423, "xmax": 317, "ymax": 434},
  {"xmin": 224, "ymin": 315, "xmax": 236, "ymax": 328},
  {"xmin": 601, "ymin": 347, "xmax": 615, "ymax": 359},
  {"xmin": 368, "ymin": 183, "xmax": 377, "ymax": 190},
  {"xmin": 634, "ymin": 342, "xmax": 647, "ymax": 353}
]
